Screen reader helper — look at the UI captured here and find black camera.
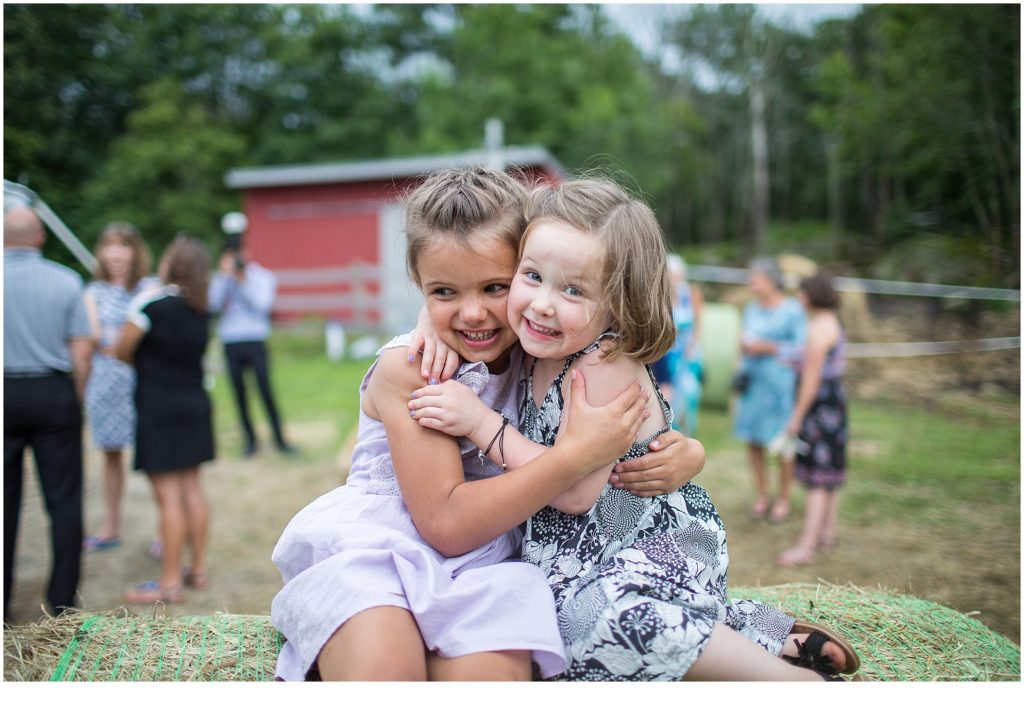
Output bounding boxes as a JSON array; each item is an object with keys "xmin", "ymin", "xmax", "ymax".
[{"xmin": 233, "ymin": 252, "xmax": 245, "ymax": 273}]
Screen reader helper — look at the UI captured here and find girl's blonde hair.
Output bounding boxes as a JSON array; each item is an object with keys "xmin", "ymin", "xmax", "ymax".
[
  {"xmin": 94, "ymin": 221, "xmax": 151, "ymax": 290},
  {"xmin": 404, "ymin": 166, "xmax": 527, "ymax": 286},
  {"xmin": 522, "ymin": 178, "xmax": 675, "ymax": 363},
  {"xmin": 158, "ymin": 234, "xmax": 210, "ymax": 313}
]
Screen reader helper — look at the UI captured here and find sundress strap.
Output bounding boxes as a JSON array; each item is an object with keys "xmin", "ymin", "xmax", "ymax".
[
  {"xmin": 550, "ymin": 330, "xmax": 620, "ymax": 388},
  {"xmin": 544, "ymin": 331, "xmax": 674, "ymax": 437}
]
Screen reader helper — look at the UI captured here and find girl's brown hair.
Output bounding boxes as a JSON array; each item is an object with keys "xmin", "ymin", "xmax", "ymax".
[
  {"xmin": 94, "ymin": 221, "xmax": 151, "ymax": 290},
  {"xmin": 158, "ymin": 234, "xmax": 210, "ymax": 313},
  {"xmin": 522, "ymin": 178, "xmax": 675, "ymax": 363},
  {"xmin": 799, "ymin": 272, "xmax": 840, "ymax": 310},
  {"xmin": 404, "ymin": 166, "xmax": 528, "ymax": 286}
]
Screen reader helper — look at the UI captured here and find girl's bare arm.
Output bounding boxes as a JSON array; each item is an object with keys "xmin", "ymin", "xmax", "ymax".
[{"xmin": 370, "ymin": 348, "xmax": 647, "ymax": 556}]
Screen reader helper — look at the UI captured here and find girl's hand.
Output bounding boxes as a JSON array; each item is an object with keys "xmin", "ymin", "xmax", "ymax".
[
  {"xmin": 555, "ymin": 370, "xmax": 650, "ymax": 473},
  {"xmin": 409, "ymin": 380, "xmax": 487, "ymax": 438},
  {"xmin": 610, "ymin": 430, "xmax": 706, "ymax": 497},
  {"xmin": 408, "ymin": 307, "xmax": 461, "ymax": 383},
  {"xmin": 743, "ymin": 339, "xmax": 777, "ymax": 357},
  {"xmin": 785, "ymin": 415, "xmax": 801, "ymax": 437}
]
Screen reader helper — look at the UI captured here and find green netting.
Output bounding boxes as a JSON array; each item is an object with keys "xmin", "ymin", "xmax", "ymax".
[
  {"xmin": 3, "ymin": 582, "xmax": 1020, "ymax": 681},
  {"xmin": 4, "ymin": 610, "xmax": 284, "ymax": 681}
]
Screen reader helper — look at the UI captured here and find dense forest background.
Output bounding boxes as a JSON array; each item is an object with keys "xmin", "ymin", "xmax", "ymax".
[{"xmin": 3, "ymin": 3, "xmax": 1020, "ymax": 287}]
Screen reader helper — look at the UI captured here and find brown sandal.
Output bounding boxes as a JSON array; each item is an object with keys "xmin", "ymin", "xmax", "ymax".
[{"xmin": 786, "ymin": 620, "xmax": 861, "ymax": 675}]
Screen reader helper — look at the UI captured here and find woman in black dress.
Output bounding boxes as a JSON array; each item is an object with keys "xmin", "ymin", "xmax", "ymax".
[{"xmin": 116, "ymin": 234, "xmax": 214, "ymax": 603}]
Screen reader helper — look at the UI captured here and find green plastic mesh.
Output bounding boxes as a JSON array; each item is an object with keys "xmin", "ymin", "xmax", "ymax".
[
  {"xmin": 4, "ymin": 611, "xmax": 283, "ymax": 682},
  {"xmin": 3, "ymin": 583, "xmax": 1020, "ymax": 681}
]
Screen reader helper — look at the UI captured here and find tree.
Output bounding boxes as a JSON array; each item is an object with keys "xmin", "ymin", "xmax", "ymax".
[
  {"xmin": 78, "ymin": 77, "xmax": 246, "ymax": 255},
  {"xmin": 666, "ymin": 4, "xmax": 786, "ymax": 253},
  {"xmin": 809, "ymin": 4, "xmax": 1020, "ymax": 283}
]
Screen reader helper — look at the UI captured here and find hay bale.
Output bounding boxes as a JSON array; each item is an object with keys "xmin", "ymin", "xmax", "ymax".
[
  {"xmin": 4, "ymin": 583, "xmax": 1019, "ymax": 681},
  {"xmin": 732, "ymin": 582, "xmax": 1020, "ymax": 682},
  {"xmin": 3, "ymin": 608, "xmax": 283, "ymax": 681}
]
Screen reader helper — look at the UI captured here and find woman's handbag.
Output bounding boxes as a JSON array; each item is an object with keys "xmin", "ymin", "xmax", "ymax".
[{"xmin": 730, "ymin": 369, "xmax": 750, "ymax": 394}]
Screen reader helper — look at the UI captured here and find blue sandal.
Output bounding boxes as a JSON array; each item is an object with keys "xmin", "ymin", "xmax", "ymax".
[
  {"xmin": 83, "ymin": 535, "xmax": 122, "ymax": 552},
  {"xmin": 125, "ymin": 579, "xmax": 185, "ymax": 604}
]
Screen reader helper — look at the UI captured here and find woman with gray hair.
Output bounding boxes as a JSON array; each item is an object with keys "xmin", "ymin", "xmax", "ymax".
[{"xmin": 733, "ymin": 257, "xmax": 806, "ymax": 523}]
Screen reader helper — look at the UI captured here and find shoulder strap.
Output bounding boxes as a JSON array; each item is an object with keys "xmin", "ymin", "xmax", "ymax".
[{"xmin": 551, "ymin": 330, "xmax": 618, "ymax": 389}]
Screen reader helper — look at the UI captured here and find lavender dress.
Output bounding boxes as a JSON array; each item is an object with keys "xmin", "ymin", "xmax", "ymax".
[{"xmin": 271, "ymin": 336, "xmax": 566, "ymax": 680}]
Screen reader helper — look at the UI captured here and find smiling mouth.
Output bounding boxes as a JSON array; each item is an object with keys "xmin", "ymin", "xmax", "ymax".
[
  {"xmin": 526, "ymin": 318, "xmax": 561, "ymax": 338},
  {"xmin": 458, "ymin": 329, "xmax": 499, "ymax": 343}
]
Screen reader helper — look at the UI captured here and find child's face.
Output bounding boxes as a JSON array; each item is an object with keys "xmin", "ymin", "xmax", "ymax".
[
  {"xmin": 418, "ymin": 235, "xmax": 519, "ymax": 373},
  {"xmin": 508, "ymin": 220, "xmax": 610, "ymax": 360}
]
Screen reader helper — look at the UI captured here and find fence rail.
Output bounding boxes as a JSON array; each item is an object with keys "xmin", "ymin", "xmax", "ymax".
[
  {"xmin": 688, "ymin": 264, "xmax": 1021, "ymax": 302},
  {"xmin": 846, "ymin": 336, "xmax": 1021, "ymax": 358}
]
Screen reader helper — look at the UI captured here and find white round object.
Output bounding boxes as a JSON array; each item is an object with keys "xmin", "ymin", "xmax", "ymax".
[{"xmin": 221, "ymin": 211, "xmax": 248, "ymax": 235}]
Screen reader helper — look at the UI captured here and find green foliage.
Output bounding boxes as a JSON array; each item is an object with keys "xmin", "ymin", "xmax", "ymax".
[
  {"xmin": 807, "ymin": 4, "xmax": 1020, "ymax": 282},
  {"xmin": 3, "ymin": 3, "xmax": 1018, "ymax": 284},
  {"xmin": 79, "ymin": 77, "xmax": 247, "ymax": 256}
]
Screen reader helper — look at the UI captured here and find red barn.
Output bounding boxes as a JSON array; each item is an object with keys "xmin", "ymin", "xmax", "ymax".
[{"xmin": 224, "ymin": 146, "xmax": 564, "ymax": 335}]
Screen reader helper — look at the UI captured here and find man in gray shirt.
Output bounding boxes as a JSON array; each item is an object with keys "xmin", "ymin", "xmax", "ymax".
[{"xmin": 4, "ymin": 205, "xmax": 93, "ymax": 618}]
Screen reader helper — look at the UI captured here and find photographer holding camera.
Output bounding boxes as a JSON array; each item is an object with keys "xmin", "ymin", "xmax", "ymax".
[{"xmin": 209, "ymin": 242, "xmax": 296, "ymax": 458}]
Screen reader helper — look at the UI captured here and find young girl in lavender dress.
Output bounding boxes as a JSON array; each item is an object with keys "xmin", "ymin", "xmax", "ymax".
[
  {"xmin": 270, "ymin": 167, "xmax": 702, "ymax": 681},
  {"xmin": 410, "ymin": 178, "xmax": 861, "ymax": 681}
]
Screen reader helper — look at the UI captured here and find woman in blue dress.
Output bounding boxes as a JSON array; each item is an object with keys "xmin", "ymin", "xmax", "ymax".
[
  {"xmin": 82, "ymin": 222, "xmax": 158, "ymax": 551},
  {"xmin": 733, "ymin": 258, "xmax": 806, "ymax": 523}
]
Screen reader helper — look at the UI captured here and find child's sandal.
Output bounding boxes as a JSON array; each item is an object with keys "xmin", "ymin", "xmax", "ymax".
[
  {"xmin": 183, "ymin": 569, "xmax": 210, "ymax": 590},
  {"xmin": 125, "ymin": 580, "xmax": 185, "ymax": 604},
  {"xmin": 785, "ymin": 621, "xmax": 861, "ymax": 675}
]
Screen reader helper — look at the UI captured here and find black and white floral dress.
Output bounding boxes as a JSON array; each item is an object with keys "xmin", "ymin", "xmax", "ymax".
[{"xmin": 521, "ymin": 335, "xmax": 795, "ymax": 681}]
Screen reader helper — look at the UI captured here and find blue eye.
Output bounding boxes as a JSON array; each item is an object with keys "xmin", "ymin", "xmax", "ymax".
[
  {"xmin": 524, "ymin": 270, "xmax": 541, "ymax": 283},
  {"xmin": 485, "ymin": 283, "xmax": 508, "ymax": 294},
  {"xmin": 431, "ymin": 287, "xmax": 455, "ymax": 297},
  {"xmin": 564, "ymin": 285, "xmax": 582, "ymax": 297}
]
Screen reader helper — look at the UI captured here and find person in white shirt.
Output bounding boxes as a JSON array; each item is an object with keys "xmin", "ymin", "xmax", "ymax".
[{"xmin": 208, "ymin": 243, "xmax": 295, "ymax": 457}]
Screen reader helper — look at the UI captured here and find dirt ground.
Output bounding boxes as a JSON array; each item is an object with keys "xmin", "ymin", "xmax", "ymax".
[
  {"xmin": 3, "ymin": 419, "xmax": 345, "ymax": 630},
  {"xmin": 5, "ymin": 402, "xmax": 1019, "ymax": 651}
]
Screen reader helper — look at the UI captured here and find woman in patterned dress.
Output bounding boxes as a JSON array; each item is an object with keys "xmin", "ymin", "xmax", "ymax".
[
  {"xmin": 82, "ymin": 222, "xmax": 158, "ymax": 551},
  {"xmin": 410, "ymin": 179, "xmax": 860, "ymax": 680},
  {"xmin": 734, "ymin": 257, "xmax": 807, "ymax": 523},
  {"xmin": 777, "ymin": 273, "xmax": 848, "ymax": 566}
]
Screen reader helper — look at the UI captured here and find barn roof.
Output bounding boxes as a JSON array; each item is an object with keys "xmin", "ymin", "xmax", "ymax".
[{"xmin": 225, "ymin": 145, "xmax": 565, "ymax": 189}]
